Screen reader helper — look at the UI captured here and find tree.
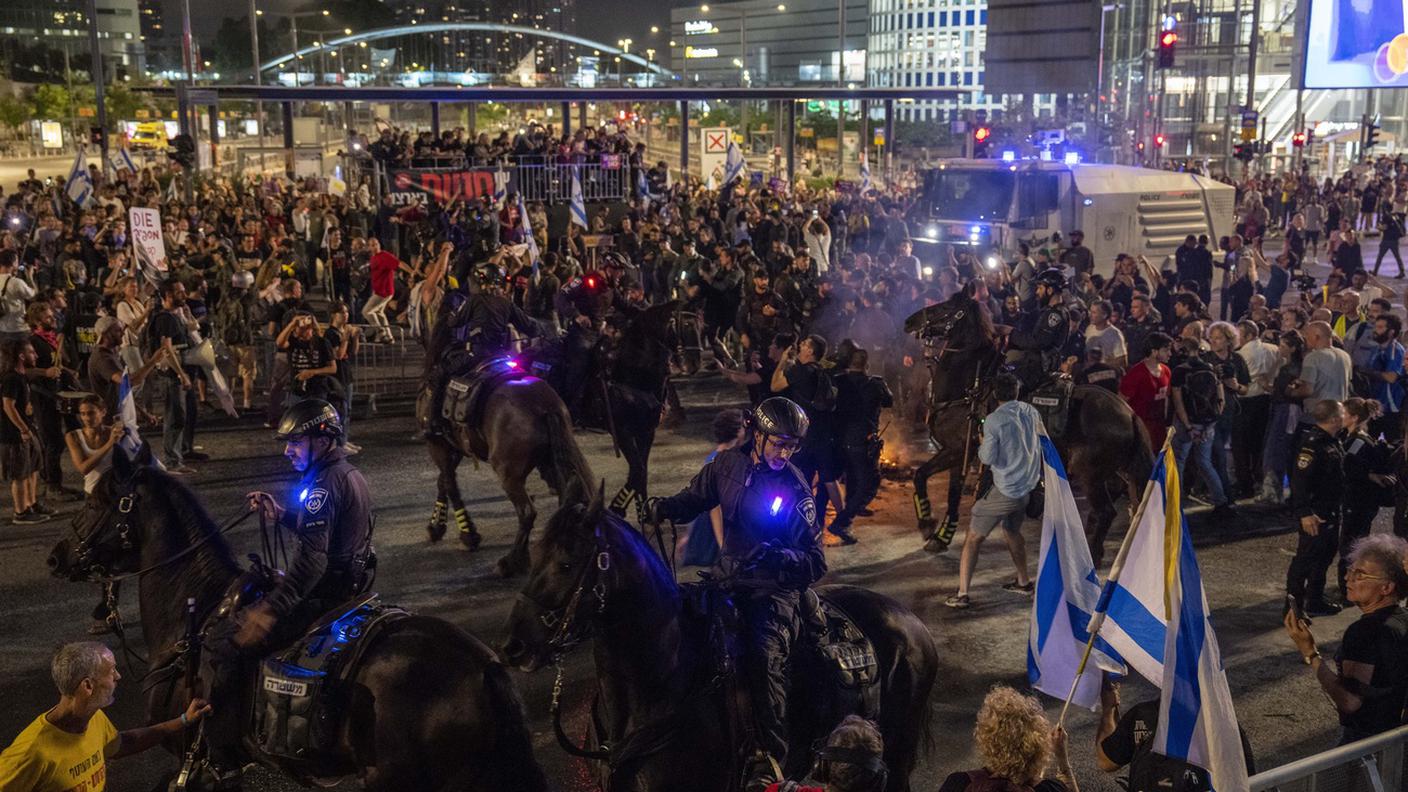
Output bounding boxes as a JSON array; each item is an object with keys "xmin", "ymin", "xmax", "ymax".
[
  {"xmin": 0, "ymin": 95, "xmax": 28, "ymax": 137},
  {"xmin": 104, "ymin": 84, "xmax": 144, "ymax": 121},
  {"xmin": 30, "ymin": 84, "xmax": 71, "ymax": 121}
]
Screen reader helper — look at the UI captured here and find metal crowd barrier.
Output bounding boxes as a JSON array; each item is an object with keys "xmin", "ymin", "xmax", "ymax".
[
  {"xmin": 249, "ymin": 324, "xmax": 424, "ymax": 415},
  {"xmin": 1250, "ymin": 725, "xmax": 1408, "ymax": 792},
  {"xmin": 376, "ymin": 158, "xmax": 633, "ymax": 204}
]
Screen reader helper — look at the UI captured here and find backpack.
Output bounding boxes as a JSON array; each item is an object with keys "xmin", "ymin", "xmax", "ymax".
[
  {"xmin": 962, "ymin": 769, "xmax": 1035, "ymax": 792},
  {"xmin": 810, "ymin": 368, "xmax": 838, "ymax": 413},
  {"xmin": 1181, "ymin": 366, "xmax": 1224, "ymax": 425}
]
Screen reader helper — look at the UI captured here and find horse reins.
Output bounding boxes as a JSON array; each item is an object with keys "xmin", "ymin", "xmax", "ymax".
[{"xmin": 78, "ymin": 504, "xmax": 258, "ymax": 585}]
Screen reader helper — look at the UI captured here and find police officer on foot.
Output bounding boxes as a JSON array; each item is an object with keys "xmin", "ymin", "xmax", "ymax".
[
  {"xmin": 641, "ymin": 397, "xmax": 826, "ymax": 792},
  {"xmin": 1002, "ymin": 269, "xmax": 1070, "ymax": 392},
  {"xmin": 202, "ymin": 399, "xmax": 374, "ymax": 784},
  {"xmin": 1287, "ymin": 399, "xmax": 1347, "ymax": 618}
]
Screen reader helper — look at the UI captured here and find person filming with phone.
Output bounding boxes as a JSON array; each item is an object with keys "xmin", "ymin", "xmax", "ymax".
[{"xmin": 1284, "ymin": 534, "xmax": 1408, "ymax": 745}]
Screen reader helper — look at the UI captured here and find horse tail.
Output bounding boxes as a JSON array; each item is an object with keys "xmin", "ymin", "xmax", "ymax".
[{"xmin": 539, "ymin": 398, "xmax": 596, "ymax": 507}]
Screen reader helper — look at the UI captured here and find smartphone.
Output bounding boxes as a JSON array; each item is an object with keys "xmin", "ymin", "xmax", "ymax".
[{"xmin": 1285, "ymin": 594, "xmax": 1308, "ymax": 624}]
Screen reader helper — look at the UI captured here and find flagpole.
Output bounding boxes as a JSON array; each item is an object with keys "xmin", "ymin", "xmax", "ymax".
[{"xmin": 1057, "ymin": 427, "xmax": 1175, "ymax": 727}]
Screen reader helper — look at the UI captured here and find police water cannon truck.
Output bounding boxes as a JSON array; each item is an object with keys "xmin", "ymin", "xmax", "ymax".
[{"xmin": 909, "ymin": 159, "xmax": 1236, "ymax": 277}]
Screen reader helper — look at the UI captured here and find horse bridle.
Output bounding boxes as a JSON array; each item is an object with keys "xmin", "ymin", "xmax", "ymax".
[
  {"xmin": 69, "ymin": 475, "xmax": 256, "ymax": 585},
  {"xmin": 515, "ymin": 522, "xmax": 614, "ymax": 658}
]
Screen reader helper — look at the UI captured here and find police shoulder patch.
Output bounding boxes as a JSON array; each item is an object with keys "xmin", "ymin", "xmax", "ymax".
[
  {"xmin": 797, "ymin": 497, "xmax": 817, "ymax": 526},
  {"xmin": 305, "ymin": 487, "xmax": 330, "ymax": 514},
  {"xmin": 1296, "ymin": 452, "xmax": 1313, "ymax": 470},
  {"xmin": 1046, "ymin": 311, "xmax": 1063, "ymax": 327}
]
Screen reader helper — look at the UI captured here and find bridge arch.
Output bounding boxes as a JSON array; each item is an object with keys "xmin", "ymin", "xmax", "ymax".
[{"xmin": 260, "ymin": 22, "xmax": 674, "ymax": 78}]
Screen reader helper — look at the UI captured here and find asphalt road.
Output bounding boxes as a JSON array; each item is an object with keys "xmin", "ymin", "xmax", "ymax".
[{"xmin": 0, "ymin": 367, "xmax": 1364, "ymax": 792}]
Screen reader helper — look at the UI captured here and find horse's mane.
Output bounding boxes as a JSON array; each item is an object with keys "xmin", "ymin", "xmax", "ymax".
[
  {"xmin": 544, "ymin": 500, "xmax": 679, "ymax": 600},
  {"xmin": 950, "ymin": 292, "xmax": 997, "ymax": 348},
  {"xmin": 136, "ymin": 466, "xmax": 241, "ymax": 574}
]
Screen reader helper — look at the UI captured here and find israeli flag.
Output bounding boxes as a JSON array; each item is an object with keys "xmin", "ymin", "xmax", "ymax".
[
  {"xmin": 110, "ymin": 146, "xmax": 137, "ymax": 174},
  {"xmin": 570, "ymin": 165, "xmax": 588, "ymax": 228},
  {"xmin": 724, "ymin": 141, "xmax": 745, "ymax": 186},
  {"xmin": 66, "ymin": 146, "xmax": 93, "ymax": 208},
  {"xmin": 118, "ymin": 370, "xmax": 142, "ymax": 457},
  {"xmin": 1149, "ymin": 448, "xmax": 1249, "ymax": 792},
  {"xmin": 1028, "ymin": 432, "xmax": 1125, "ymax": 711},
  {"xmin": 493, "ymin": 167, "xmax": 509, "ymax": 207},
  {"xmin": 517, "ymin": 192, "xmax": 540, "ymax": 279},
  {"xmin": 860, "ymin": 153, "xmax": 873, "ymax": 194}
]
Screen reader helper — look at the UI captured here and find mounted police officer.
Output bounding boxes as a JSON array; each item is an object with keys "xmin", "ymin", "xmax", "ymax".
[
  {"xmin": 1003, "ymin": 268, "xmax": 1070, "ymax": 391},
  {"xmin": 424, "ymin": 263, "xmax": 544, "ymax": 437},
  {"xmin": 203, "ymin": 399, "xmax": 374, "ymax": 785},
  {"xmin": 641, "ymin": 397, "xmax": 826, "ymax": 792},
  {"xmin": 557, "ymin": 252, "xmax": 632, "ymax": 422}
]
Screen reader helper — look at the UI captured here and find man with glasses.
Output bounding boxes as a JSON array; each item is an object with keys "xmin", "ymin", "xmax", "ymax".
[
  {"xmin": 642, "ymin": 397, "xmax": 825, "ymax": 792},
  {"xmin": 1285, "ymin": 534, "xmax": 1408, "ymax": 745}
]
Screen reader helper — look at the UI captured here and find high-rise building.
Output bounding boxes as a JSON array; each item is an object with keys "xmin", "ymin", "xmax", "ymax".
[
  {"xmin": 866, "ymin": 0, "xmax": 1057, "ymax": 122},
  {"xmin": 0, "ymin": 0, "xmax": 146, "ymax": 80},
  {"xmin": 668, "ymin": 0, "xmax": 866, "ymax": 85}
]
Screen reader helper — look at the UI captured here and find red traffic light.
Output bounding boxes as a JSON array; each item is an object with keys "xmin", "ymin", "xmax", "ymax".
[
  {"xmin": 1154, "ymin": 133, "xmax": 1166, "ymax": 147},
  {"xmin": 585, "ymin": 275, "xmax": 598, "ymax": 289},
  {"xmin": 974, "ymin": 126, "xmax": 991, "ymax": 142},
  {"xmin": 1291, "ymin": 131, "xmax": 1308, "ymax": 147},
  {"xmin": 1160, "ymin": 31, "xmax": 1178, "ymax": 47}
]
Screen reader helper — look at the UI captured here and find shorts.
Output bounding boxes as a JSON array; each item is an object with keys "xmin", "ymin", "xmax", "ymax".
[
  {"xmin": 969, "ymin": 487, "xmax": 1029, "ymax": 538},
  {"xmin": 0, "ymin": 440, "xmax": 39, "ymax": 481},
  {"xmin": 1306, "ymin": 231, "xmax": 1321, "ymax": 244},
  {"xmin": 231, "ymin": 344, "xmax": 258, "ymax": 379}
]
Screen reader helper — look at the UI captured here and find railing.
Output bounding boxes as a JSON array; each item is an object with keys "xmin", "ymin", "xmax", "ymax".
[
  {"xmin": 1249, "ymin": 725, "xmax": 1408, "ymax": 792},
  {"xmin": 250, "ymin": 324, "xmax": 424, "ymax": 415},
  {"xmin": 374, "ymin": 158, "xmax": 634, "ymax": 204}
]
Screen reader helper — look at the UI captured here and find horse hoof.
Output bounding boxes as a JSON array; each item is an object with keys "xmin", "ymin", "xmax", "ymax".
[
  {"xmin": 459, "ymin": 530, "xmax": 483, "ymax": 551},
  {"xmin": 427, "ymin": 521, "xmax": 447, "ymax": 543},
  {"xmin": 924, "ymin": 536, "xmax": 950, "ymax": 554}
]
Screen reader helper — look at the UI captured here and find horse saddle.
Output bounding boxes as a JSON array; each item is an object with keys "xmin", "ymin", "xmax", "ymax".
[
  {"xmin": 252, "ymin": 595, "xmax": 409, "ymax": 768},
  {"xmin": 681, "ymin": 582, "xmax": 881, "ymax": 716},
  {"xmin": 442, "ymin": 356, "xmax": 534, "ymax": 427},
  {"xmin": 1027, "ymin": 377, "xmax": 1075, "ymax": 442}
]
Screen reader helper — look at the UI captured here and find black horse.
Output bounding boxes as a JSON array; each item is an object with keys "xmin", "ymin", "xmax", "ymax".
[
  {"xmin": 501, "ymin": 489, "xmax": 939, "ymax": 792},
  {"xmin": 603, "ymin": 301, "xmax": 681, "ymax": 515},
  {"xmin": 48, "ymin": 445, "xmax": 548, "ymax": 792},
  {"xmin": 906, "ymin": 293, "xmax": 1153, "ymax": 566}
]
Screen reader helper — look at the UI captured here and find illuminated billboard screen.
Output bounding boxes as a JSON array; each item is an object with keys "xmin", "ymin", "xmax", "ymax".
[{"xmin": 1304, "ymin": 0, "xmax": 1408, "ymax": 87}]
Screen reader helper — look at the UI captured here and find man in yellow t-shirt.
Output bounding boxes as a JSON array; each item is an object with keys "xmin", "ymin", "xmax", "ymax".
[{"xmin": 0, "ymin": 642, "xmax": 210, "ymax": 792}]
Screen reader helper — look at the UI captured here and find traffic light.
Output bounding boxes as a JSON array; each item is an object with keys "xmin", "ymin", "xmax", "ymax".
[
  {"xmin": 168, "ymin": 133, "xmax": 196, "ymax": 170},
  {"xmin": 1154, "ymin": 133, "xmax": 1167, "ymax": 148},
  {"xmin": 1366, "ymin": 120, "xmax": 1382, "ymax": 151},
  {"xmin": 973, "ymin": 126, "xmax": 992, "ymax": 158},
  {"xmin": 1157, "ymin": 29, "xmax": 1177, "ymax": 69},
  {"xmin": 1291, "ymin": 131, "xmax": 1308, "ymax": 148},
  {"xmin": 89, "ymin": 126, "xmax": 104, "ymax": 146},
  {"xmin": 1233, "ymin": 143, "xmax": 1255, "ymax": 162}
]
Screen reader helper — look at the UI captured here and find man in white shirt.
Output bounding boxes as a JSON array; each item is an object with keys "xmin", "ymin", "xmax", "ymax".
[
  {"xmin": 0, "ymin": 250, "xmax": 37, "ymax": 343},
  {"xmin": 1236, "ymin": 319, "xmax": 1280, "ymax": 498},
  {"xmin": 1084, "ymin": 300, "xmax": 1128, "ymax": 370}
]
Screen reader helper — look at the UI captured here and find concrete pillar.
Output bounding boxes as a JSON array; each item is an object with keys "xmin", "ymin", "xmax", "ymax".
[
  {"xmin": 786, "ymin": 100, "xmax": 796, "ymax": 187},
  {"xmin": 680, "ymin": 98, "xmax": 690, "ymax": 181},
  {"xmin": 208, "ymin": 103, "xmax": 219, "ymax": 168},
  {"xmin": 578, "ymin": 101, "xmax": 587, "ymax": 130},
  {"xmin": 282, "ymin": 101, "xmax": 295, "ymax": 176},
  {"xmin": 883, "ymin": 100, "xmax": 895, "ymax": 182},
  {"xmin": 562, "ymin": 101, "xmax": 572, "ymax": 137},
  {"xmin": 468, "ymin": 103, "xmax": 477, "ymax": 135},
  {"xmin": 430, "ymin": 101, "xmax": 441, "ymax": 137}
]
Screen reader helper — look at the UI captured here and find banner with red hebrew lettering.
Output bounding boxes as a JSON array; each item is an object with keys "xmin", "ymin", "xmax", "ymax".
[{"xmin": 386, "ymin": 168, "xmax": 514, "ymax": 205}]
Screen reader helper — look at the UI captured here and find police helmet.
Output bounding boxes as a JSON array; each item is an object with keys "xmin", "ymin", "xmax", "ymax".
[
  {"xmin": 603, "ymin": 251, "xmax": 630, "ymax": 270},
  {"xmin": 752, "ymin": 397, "xmax": 810, "ymax": 441},
  {"xmin": 474, "ymin": 265, "xmax": 507, "ymax": 292},
  {"xmin": 230, "ymin": 270, "xmax": 254, "ymax": 289},
  {"xmin": 275, "ymin": 399, "xmax": 343, "ymax": 441},
  {"xmin": 1034, "ymin": 269, "xmax": 1067, "ymax": 292}
]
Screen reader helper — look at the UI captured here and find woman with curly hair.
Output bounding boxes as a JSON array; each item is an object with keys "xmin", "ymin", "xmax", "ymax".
[{"xmin": 937, "ymin": 686, "xmax": 1077, "ymax": 792}]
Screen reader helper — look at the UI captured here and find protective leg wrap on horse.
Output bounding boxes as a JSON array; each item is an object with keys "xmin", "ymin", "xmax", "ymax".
[
  {"xmin": 456, "ymin": 508, "xmax": 481, "ymax": 550},
  {"xmin": 609, "ymin": 486, "xmax": 638, "ymax": 517},
  {"xmin": 426, "ymin": 500, "xmax": 448, "ymax": 543}
]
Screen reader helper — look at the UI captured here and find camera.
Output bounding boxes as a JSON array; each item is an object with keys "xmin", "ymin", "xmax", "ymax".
[{"xmin": 1293, "ymin": 273, "xmax": 1316, "ymax": 292}]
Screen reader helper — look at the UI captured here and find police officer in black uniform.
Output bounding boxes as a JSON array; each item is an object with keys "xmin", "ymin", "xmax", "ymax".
[
  {"xmin": 557, "ymin": 253, "xmax": 632, "ymax": 422},
  {"xmin": 1287, "ymin": 399, "xmax": 1347, "ymax": 616},
  {"xmin": 642, "ymin": 397, "xmax": 826, "ymax": 792},
  {"xmin": 425, "ymin": 264, "xmax": 545, "ymax": 436},
  {"xmin": 203, "ymin": 400, "xmax": 374, "ymax": 782},
  {"xmin": 1004, "ymin": 268, "xmax": 1070, "ymax": 392}
]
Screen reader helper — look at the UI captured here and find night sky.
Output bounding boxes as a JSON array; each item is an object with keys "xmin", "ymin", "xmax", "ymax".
[{"xmin": 180, "ymin": 0, "xmax": 675, "ymax": 67}]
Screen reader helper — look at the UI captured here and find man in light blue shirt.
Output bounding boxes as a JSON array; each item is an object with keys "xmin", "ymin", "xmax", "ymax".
[{"xmin": 947, "ymin": 372, "xmax": 1044, "ymax": 609}]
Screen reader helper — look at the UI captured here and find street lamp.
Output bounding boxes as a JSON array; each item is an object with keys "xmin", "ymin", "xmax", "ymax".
[{"xmin": 280, "ymin": 8, "xmax": 331, "ymax": 84}]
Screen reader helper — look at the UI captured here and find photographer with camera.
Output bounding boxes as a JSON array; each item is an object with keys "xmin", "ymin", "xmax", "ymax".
[{"xmin": 0, "ymin": 250, "xmax": 37, "ymax": 345}]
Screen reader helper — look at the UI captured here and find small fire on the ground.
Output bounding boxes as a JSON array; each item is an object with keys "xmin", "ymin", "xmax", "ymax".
[{"xmin": 879, "ymin": 453, "xmax": 909, "ymax": 481}]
